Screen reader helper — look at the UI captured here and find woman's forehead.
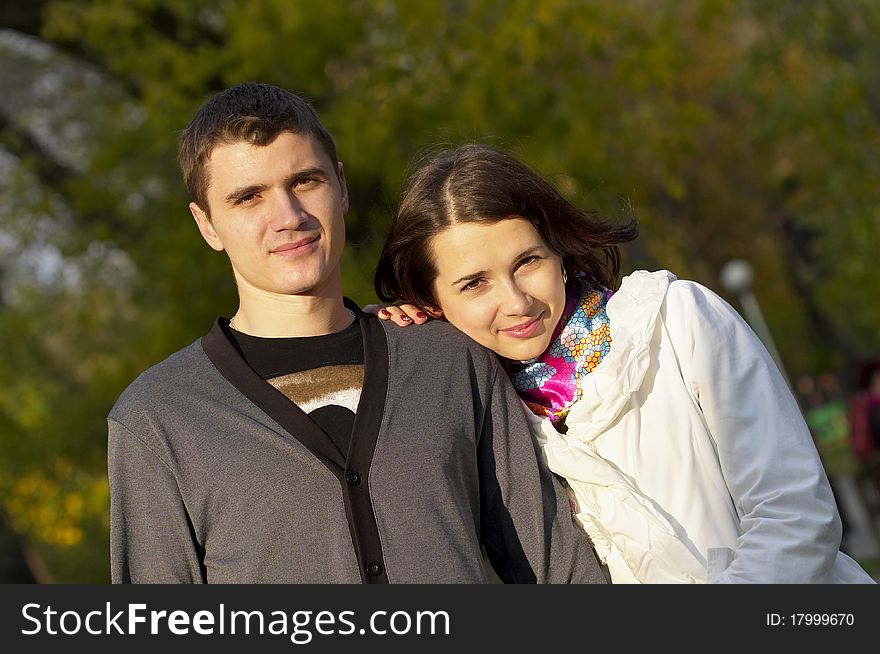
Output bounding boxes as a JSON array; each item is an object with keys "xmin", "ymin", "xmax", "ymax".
[{"xmin": 430, "ymin": 218, "xmax": 547, "ymax": 274}]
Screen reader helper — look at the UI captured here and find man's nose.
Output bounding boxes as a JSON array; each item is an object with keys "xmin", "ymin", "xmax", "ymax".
[{"xmin": 269, "ymin": 191, "xmax": 309, "ymax": 231}]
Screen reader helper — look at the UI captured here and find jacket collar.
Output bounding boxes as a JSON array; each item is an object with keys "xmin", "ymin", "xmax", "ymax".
[
  {"xmin": 565, "ymin": 270, "xmax": 676, "ymax": 440},
  {"xmin": 199, "ymin": 297, "xmax": 388, "ymax": 475}
]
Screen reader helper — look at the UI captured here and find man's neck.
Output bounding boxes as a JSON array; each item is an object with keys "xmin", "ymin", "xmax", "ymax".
[{"xmin": 231, "ymin": 279, "xmax": 354, "ymax": 338}]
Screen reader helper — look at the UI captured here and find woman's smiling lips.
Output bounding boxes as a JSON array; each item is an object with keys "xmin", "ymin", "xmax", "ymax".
[
  {"xmin": 270, "ymin": 235, "xmax": 319, "ymax": 256},
  {"xmin": 498, "ymin": 312, "xmax": 544, "ymax": 338}
]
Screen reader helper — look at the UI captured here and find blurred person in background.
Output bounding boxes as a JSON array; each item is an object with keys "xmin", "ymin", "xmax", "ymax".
[
  {"xmin": 797, "ymin": 373, "xmax": 857, "ymax": 551},
  {"xmin": 850, "ymin": 359, "xmax": 880, "ymax": 463},
  {"xmin": 849, "ymin": 359, "xmax": 880, "ymax": 533}
]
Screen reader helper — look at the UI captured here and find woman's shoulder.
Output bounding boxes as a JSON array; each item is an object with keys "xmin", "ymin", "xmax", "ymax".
[
  {"xmin": 616, "ymin": 270, "xmax": 731, "ymax": 317},
  {"xmin": 607, "ymin": 270, "xmax": 750, "ymax": 351},
  {"xmin": 665, "ymin": 276, "xmax": 745, "ymax": 334},
  {"xmin": 618, "ymin": 271, "xmax": 754, "ymax": 356}
]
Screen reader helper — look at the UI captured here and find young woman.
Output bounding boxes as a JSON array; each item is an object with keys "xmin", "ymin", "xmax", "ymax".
[{"xmin": 371, "ymin": 143, "xmax": 873, "ymax": 583}]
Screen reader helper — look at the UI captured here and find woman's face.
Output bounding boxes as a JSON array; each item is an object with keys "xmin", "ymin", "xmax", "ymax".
[{"xmin": 429, "ymin": 217, "xmax": 567, "ymax": 361}]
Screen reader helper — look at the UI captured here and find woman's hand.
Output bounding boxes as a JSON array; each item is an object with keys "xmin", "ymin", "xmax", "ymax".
[{"xmin": 362, "ymin": 303, "xmax": 431, "ymax": 327}]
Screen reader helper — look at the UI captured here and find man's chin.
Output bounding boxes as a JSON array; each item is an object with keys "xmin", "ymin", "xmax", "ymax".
[{"xmin": 276, "ymin": 267, "xmax": 340, "ymax": 297}]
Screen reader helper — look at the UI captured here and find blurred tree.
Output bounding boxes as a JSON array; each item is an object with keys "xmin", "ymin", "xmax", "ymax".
[{"xmin": 0, "ymin": 0, "xmax": 877, "ymax": 581}]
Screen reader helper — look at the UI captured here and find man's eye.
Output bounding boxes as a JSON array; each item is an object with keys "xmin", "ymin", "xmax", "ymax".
[
  {"xmin": 294, "ymin": 177, "xmax": 318, "ymax": 188},
  {"xmin": 237, "ymin": 193, "xmax": 259, "ymax": 205}
]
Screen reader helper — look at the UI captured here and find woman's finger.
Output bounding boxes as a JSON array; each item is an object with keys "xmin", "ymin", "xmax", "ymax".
[
  {"xmin": 383, "ymin": 305, "xmax": 414, "ymax": 327},
  {"xmin": 397, "ymin": 304, "xmax": 429, "ymax": 324},
  {"xmin": 362, "ymin": 303, "xmax": 432, "ymax": 326}
]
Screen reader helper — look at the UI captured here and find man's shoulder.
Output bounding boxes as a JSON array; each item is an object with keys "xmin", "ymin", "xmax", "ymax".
[
  {"xmin": 377, "ymin": 317, "xmax": 496, "ymax": 365},
  {"xmin": 371, "ymin": 316, "xmax": 510, "ymax": 410},
  {"xmin": 109, "ymin": 339, "xmax": 211, "ymax": 424}
]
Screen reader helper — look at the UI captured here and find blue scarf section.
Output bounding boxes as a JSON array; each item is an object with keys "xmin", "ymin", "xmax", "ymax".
[{"xmin": 506, "ymin": 281, "xmax": 613, "ymax": 429}]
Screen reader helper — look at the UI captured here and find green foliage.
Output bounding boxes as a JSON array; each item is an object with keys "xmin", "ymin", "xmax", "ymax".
[{"xmin": 0, "ymin": 0, "xmax": 877, "ymax": 580}]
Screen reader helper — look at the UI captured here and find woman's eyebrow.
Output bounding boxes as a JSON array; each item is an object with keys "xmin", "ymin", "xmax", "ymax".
[
  {"xmin": 514, "ymin": 245, "xmax": 544, "ymax": 260},
  {"xmin": 450, "ymin": 270, "xmax": 487, "ymax": 286},
  {"xmin": 449, "ymin": 245, "xmax": 545, "ymax": 286}
]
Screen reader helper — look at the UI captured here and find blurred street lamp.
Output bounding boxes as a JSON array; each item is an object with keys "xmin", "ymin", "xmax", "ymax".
[{"xmin": 720, "ymin": 259, "xmax": 792, "ymax": 391}]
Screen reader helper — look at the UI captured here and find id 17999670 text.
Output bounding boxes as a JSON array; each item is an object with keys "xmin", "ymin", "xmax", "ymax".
[{"xmin": 766, "ymin": 613, "xmax": 854, "ymax": 627}]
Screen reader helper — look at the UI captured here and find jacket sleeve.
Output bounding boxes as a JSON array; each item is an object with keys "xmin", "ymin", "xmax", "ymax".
[
  {"xmin": 108, "ymin": 416, "xmax": 206, "ymax": 583},
  {"xmin": 667, "ymin": 281, "xmax": 842, "ymax": 583},
  {"xmin": 477, "ymin": 361, "xmax": 607, "ymax": 584}
]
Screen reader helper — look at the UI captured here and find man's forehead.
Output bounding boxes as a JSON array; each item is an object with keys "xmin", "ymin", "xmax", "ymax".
[
  {"xmin": 205, "ymin": 132, "xmax": 331, "ymax": 189},
  {"xmin": 208, "ymin": 132, "xmax": 327, "ymax": 166}
]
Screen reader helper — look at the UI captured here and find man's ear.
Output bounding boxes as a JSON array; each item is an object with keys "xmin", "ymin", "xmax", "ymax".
[
  {"xmin": 337, "ymin": 161, "xmax": 349, "ymax": 214},
  {"xmin": 190, "ymin": 202, "xmax": 225, "ymax": 252}
]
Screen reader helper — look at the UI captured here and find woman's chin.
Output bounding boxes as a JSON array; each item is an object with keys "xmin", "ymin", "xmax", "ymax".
[{"xmin": 495, "ymin": 337, "xmax": 551, "ymax": 362}]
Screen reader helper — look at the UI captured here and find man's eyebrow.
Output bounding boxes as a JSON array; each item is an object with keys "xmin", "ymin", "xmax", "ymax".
[
  {"xmin": 223, "ymin": 167, "xmax": 330, "ymax": 205},
  {"xmin": 285, "ymin": 166, "xmax": 329, "ymax": 184},
  {"xmin": 225, "ymin": 184, "xmax": 267, "ymax": 205},
  {"xmin": 449, "ymin": 246, "xmax": 545, "ymax": 286}
]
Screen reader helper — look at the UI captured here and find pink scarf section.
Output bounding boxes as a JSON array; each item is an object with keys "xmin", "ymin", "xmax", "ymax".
[{"xmin": 507, "ymin": 281, "xmax": 613, "ymax": 429}]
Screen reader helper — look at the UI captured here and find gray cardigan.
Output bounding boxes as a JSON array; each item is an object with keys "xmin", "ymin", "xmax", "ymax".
[{"xmin": 108, "ymin": 310, "xmax": 604, "ymax": 584}]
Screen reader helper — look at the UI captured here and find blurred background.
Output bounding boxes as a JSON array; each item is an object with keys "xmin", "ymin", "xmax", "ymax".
[{"xmin": 1, "ymin": 0, "xmax": 879, "ymax": 582}]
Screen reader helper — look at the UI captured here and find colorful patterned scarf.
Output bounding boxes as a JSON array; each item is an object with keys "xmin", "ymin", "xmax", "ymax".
[{"xmin": 507, "ymin": 281, "xmax": 613, "ymax": 429}]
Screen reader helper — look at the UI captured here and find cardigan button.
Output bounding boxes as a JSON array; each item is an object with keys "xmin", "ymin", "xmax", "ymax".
[
  {"xmin": 345, "ymin": 471, "xmax": 361, "ymax": 486},
  {"xmin": 366, "ymin": 561, "xmax": 383, "ymax": 576}
]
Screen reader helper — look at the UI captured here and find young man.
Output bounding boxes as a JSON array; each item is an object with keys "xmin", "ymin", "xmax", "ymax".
[{"xmin": 108, "ymin": 82, "xmax": 604, "ymax": 584}]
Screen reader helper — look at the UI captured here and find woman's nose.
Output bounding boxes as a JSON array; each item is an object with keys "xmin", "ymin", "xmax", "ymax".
[{"xmin": 499, "ymin": 281, "xmax": 532, "ymax": 316}]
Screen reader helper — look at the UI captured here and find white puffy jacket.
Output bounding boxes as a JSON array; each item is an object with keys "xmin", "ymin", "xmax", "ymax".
[{"xmin": 529, "ymin": 270, "xmax": 873, "ymax": 583}]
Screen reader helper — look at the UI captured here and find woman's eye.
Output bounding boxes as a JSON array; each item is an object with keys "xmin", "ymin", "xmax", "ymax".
[
  {"xmin": 515, "ymin": 255, "xmax": 541, "ymax": 270},
  {"xmin": 461, "ymin": 278, "xmax": 486, "ymax": 292}
]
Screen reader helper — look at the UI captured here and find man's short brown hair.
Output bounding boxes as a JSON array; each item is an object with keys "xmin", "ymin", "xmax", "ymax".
[{"xmin": 178, "ymin": 82, "xmax": 338, "ymax": 213}]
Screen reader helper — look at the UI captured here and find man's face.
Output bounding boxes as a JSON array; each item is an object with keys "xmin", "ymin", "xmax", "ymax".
[{"xmin": 190, "ymin": 132, "xmax": 349, "ymax": 298}]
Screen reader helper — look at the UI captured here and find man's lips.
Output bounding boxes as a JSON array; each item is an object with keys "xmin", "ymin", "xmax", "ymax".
[
  {"xmin": 270, "ymin": 235, "xmax": 319, "ymax": 255},
  {"xmin": 498, "ymin": 313, "xmax": 543, "ymax": 338}
]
